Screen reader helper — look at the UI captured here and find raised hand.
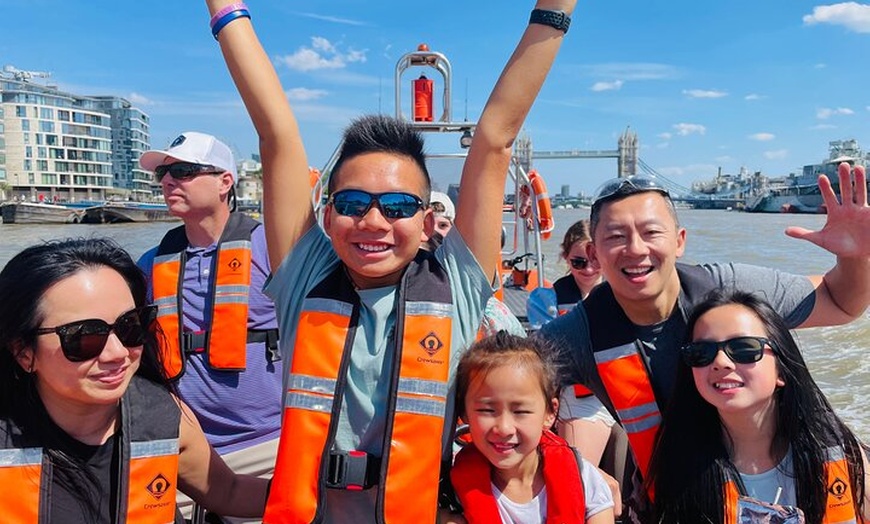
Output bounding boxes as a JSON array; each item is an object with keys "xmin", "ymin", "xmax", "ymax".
[{"xmin": 785, "ymin": 162, "xmax": 870, "ymax": 259}]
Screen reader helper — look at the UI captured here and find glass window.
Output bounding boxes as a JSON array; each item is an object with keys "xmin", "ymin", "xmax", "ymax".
[
  {"xmin": 15, "ymin": 106, "xmax": 26, "ymax": 117},
  {"xmin": 40, "ymin": 107, "xmax": 54, "ymax": 120},
  {"xmin": 39, "ymin": 121, "xmax": 54, "ymax": 133},
  {"xmin": 21, "ymin": 120, "xmax": 30, "ymax": 131}
]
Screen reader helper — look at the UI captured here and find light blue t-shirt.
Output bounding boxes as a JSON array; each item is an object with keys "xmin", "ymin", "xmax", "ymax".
[{"xmin": 265, "ymin": 225, "xmax": 493, "ymax": 523}]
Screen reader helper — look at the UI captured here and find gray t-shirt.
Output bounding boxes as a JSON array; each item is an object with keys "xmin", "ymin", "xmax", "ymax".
[{"xmin": 265, "ymin": 226, "xmax": 493, "ymax": 523}]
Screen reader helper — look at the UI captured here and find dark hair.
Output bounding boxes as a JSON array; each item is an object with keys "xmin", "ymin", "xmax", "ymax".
[
  {"xmin": 327, "ymin": 114, "xmax": 431, "ymax": 202},
  {"xmin": 648, "ymin": 289, "xmax": 866, "ymax": 523},
  {"xmin": 560, "ymin": 219, "xmax": 592, "ymax": 260},
  {"xmin": 455, "ymin": 331, "xmax": 561, "ymax": 419},
  {"xmin": 0, "ymin": 237, "xmax": 170, "ymax": 518},
  {"xmin": 589, "ymin": 188, "xmax": 679, "ymax": 237}
]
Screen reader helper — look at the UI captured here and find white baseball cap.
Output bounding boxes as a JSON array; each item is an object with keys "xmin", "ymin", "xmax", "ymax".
[
  {"xmin": 140, "ymin": 131, "xmax": 238, "ymax": 183},
  {"xmin": 430, "ymin": 191, "xmax": 455, "ymax": 220}
]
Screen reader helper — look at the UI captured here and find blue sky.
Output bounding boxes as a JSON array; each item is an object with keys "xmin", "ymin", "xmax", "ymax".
[{"xmin": 2, "ymin": 0, "xmax": 869, "ymax": 194}]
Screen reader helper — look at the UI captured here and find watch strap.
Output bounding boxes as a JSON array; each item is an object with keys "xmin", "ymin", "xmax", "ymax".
[{"xmin": 529, "ymin": 9, "xmax": 571, "ymax": 34}]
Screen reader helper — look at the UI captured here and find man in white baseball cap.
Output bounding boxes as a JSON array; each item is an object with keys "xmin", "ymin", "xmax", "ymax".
[{"xmin": 137, "ymin": 131, "xmax": 281, "ymax": 523}]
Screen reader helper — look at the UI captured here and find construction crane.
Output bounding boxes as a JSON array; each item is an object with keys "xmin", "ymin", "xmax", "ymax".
[{"xmin": 3, "ymin": 65, "xmax": 51, "ymax": 82}]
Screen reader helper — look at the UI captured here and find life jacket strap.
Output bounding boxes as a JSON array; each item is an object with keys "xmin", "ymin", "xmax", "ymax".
[
  {"xmin": 181, "ymin": 328, "xmax": 280, "ymax": 362},
  {"xmin": 325, "ymin": 450, "xmax": 381, "ymax": 491}
]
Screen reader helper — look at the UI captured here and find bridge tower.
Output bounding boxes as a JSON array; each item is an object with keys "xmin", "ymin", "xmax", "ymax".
[{"xmin": 617, "ymin": 127, "xmax": 638, "ymax": 178}]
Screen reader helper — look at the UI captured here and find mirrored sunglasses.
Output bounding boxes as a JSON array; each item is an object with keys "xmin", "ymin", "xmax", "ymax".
[
  {"xmin": 154, "ymin": 162, "xmax": 225, "ymax": 181},
  {"xmin": 34, "ymin": 305, "xmax": 157, "ymax": 362},
  {"xmin": 329, "ymin": 189, "xmax": 425, "ymax": 219},
  {"xmin": 592, "ymin": 175, "xmax": 670, "ymax": 206},
  {"xmin": 569, "ymin": 257, "xmax": 589, "ymax": 270},
  {"xmin": 681, "ymin": 336, "xmax": 775, "ymax": 368}
]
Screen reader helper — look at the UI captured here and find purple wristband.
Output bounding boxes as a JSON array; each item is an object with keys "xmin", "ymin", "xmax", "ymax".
[
  {"xmin": 212, "ymin": 9, "xmax": 250, "ymax": 40},
  {"xmin": 210, "ymin": 3, "xmax": 248, "ymax": 29}
]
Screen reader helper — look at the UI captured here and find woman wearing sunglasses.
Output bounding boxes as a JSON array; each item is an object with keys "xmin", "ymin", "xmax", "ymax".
[
  {"xmin": 0, "ymin": 238, "xmax": 268, "ymax": 523},
  {"xmin": 528, "ymin": 219, "xmax": 603, "ymax": 329},
  {"xmin": 647, "ymin": 289, "xmax": 869, "ymax": 523}
]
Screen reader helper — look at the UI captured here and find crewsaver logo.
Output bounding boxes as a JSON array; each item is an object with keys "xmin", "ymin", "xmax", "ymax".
[
  {"xmin": 146, "ymin": 473, "xmax": 172, "ymax": 500},
  {"xmin": 828, "ymin": 477, "xmax": 848, "ymax": 499},
  {"xmin": 419, "ymin": 332, "xmax": 444, "ymax": 356},
  {"xmin": 228, "ymin": 257, "xmax": 243, "ymax": 272}
]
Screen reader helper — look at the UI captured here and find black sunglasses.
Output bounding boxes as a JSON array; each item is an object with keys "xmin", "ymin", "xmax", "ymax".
[
  {"xmin": 34, "ymin": 305, "xmax": 157, "ymax": 362},
  {"xmin": 154, "ymin": 162, "xmax": 225, "ymax": 181},
  {"xmin": 569, "ymin": 257, "xmax": 589, "ymax": 270},
  {"xmin": 328, "ymin": 189, "xmax": 425, "ymax": 219},
  {"xmin": 681, "ymin": 336, "xmax": 775, "ymax": 368},
  {"xmin": 592, "ymin": 176, "xmax": 671, "ymax": 206}
]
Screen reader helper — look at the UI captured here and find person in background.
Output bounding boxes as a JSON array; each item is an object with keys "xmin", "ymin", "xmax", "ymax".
[
  {"xmin": 137, "ymin": 132, "xmax": 281, "ymax": 524},
  {"xmin": 451, "ymin": 331, "xmax": 614, "ymax": 523},
  {"xmin": 427, "ymin": 190, "xmax": 526, "ymax": 338},
  {"xmin": 538, "ymin": 166, "xmax": 870, "ymax": 522},
  {"xmin": 205, "ymin": 0, "xmax": 575, "ymax": 521},
  {"xmin": 527, "ymin": 218, "xmax": 603, "ymax": 329},
  {"xmin": 0, "ymin": 238, "xmax": 269, "ymax": 523},
  {"xmin": 648, "ymin": 289, "xmax": 869, "ymax": 523}
]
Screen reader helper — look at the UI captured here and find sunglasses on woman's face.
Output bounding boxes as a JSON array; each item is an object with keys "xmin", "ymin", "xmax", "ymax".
[
  {"xmin": 680, "ymin": 336, "xmax": 775, "ymax": 368},
  {"xmin": 569, "ymin": 257, "xmax": 589, "ymax": 270},
  {"xmin": 328, "ymin": 189, "xmax": 425, "ymax": 219},
  {"xmin": 34, "ymin": 305, "xmax": 157, "ymax": 362}
]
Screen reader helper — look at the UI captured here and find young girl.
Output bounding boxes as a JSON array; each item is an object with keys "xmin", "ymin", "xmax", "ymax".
[
  {"xmin": 451, "ymin": 331, "xmax": 614, "ymax": 523},
  {"xmin": 648, "ymin": 289, "xmax": 870, "ymax": 523}
]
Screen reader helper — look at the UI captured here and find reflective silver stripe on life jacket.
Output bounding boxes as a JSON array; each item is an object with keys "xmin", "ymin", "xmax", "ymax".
[
  {"xmin": 0, "ymin": 447, "xmax": 42, "ymax": 466},
  {"xmin": 290, "ymin": 374, "xmax": 337, "ymax": 394},
  {"xmin": 396, "ymin": 396, "xmax": 446, "ymax": 417},
  {"xmin": 406, "ymin": 301, "xmax": 453, "ymax": 317},
  {"xmin": 131, "ymin": 438, "xmax": 179, "ymax": 458},
  {"xmin": 398, "ymin": 377, "xmax": 448, "ymax": 398},
  {"xmin": 593, "ymin": 342, "xmax": 637, "ymax": 364},
  {"xmin": 302, "ymin": 297, "xmax": 354, "ymax": 317},
  {"xmin": 153, "ymin": 252, "xmax": 182, "ymax": 265},
  {"xmin": 287, "ymin": 392, "xmax": 334, "ymax": 413}
]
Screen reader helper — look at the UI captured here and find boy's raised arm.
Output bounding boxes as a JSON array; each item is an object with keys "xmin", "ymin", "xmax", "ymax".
[
  {"xmin": 206, "ymin": 0, "xmax": 314, "ymax": 272},
  {"xmin": 454, "ymin": 0, "xmax": 576, "ymax": 278}
]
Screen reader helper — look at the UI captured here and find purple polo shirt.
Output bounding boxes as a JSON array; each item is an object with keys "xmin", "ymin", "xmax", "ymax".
[{"xmin": 138, "ymin": 223, "xmax": 282, "ymax": 454}]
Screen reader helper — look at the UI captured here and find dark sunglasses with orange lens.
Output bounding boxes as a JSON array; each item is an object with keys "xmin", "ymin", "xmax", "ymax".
[{"xmin": 34, "ymin": 305, "xmax": 157, "ymax": 362}]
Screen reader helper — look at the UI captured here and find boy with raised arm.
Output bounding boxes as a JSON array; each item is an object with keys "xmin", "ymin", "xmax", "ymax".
[{"xmin": 205, "ymin": 0, "xmax": 576, "ymax": 521}]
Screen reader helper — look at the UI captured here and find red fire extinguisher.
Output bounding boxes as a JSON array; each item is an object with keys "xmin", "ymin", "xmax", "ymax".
[{"xmin": 413, "ymin": 74, "xmax": 433, "ymax": 122}]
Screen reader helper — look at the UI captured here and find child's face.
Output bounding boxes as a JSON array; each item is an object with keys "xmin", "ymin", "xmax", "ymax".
[
  {"xmin": 689, "ymin": 304, "xmax": 784, "ymax": 421},
  {"xmin": 464, "ymin": 363, "xmax": 557, "ymax": 478},
  {"xmin": 324, "ymin": 152, "xmax": 433, "ymax": 289}
]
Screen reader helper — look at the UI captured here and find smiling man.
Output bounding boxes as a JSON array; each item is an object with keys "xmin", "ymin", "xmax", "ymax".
[{"xmin": 538, "ymin": 168, "xmax": 870, "ymax": 522}]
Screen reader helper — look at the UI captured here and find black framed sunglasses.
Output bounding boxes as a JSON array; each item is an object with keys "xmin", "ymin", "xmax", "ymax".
[
  {"xmin": 34, "ymin": 305, "xmax": 157, "ymax": 362},
  {"xmin": 681, "ymin": 336, "xmax": 775, "ymax": 368},
  {"xmin": 328, "ymin": 189, "xmax": 425, "ymax": 219},
  {"xmin": 569, "ymin": 257, "xmax": 589, "ymax": 270},
  {"xmin": 154, "ymin": 162, "xmax": 225, "ymax": 181},
  {"xmin": 592, "ymin": 175, "xmax": 671, "ymax": 206}
]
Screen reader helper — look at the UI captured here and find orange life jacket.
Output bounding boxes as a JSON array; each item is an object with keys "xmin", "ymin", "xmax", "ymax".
[
  {"xmin": 152, "ymin": 213, "xmax": 264, "ymax": 380},
  {"xmin": 723, "ymin": 447, "xmax": 859, "ymax": 524},
  {"xmin": 264, "ymin": 251, "xmax": 454, "ymax": 524},
  {"xmin": 451, "ymin": 430, "xmax": 586, "ymax": 524},
  {"xmin": 0, "ymin": 377, "xmax": 180, "ymax": 523}
]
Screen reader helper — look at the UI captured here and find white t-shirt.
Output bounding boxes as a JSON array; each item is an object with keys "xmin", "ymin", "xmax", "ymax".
[{"xmin": 492, "ymin": 456, "xmax": 614, "ymax": 523}]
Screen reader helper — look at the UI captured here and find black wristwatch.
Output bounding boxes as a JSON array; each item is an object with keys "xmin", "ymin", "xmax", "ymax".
[{"xmin": 529, "ymin": 9, "xmax": 571, "ymax": 34}]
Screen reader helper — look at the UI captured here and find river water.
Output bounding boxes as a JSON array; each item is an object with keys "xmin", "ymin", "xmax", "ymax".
[{"xmin": 1, "ymin": 208, "xmax": 868, "ymax": 440}]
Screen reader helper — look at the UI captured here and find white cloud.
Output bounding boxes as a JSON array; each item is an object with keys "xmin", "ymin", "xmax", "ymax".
[
  {"xmin": 811, "ymin": 123, "xmax": 837, "ymax": 130},
  {"xmin": 276, "ymin": 37, "xmax": 367, "ymax": 72},
  {"xmin": 817, "ymin": 107, "xmax": 855, "ymax": 119},
  {"xmin": 286, "ymin": 87, "xmax": 328, "ymax": 101},
  {"xmin": 764, "ymin": 149, "xmax": 789, "ymax": 160},
  {"xmin": 803, "ymin": 3, "xmax": 870, "ymax": 33},
  {"xmin": 749, "ymin": 133, "xmax": 776, "ymax": 141},
  {"xmin": 590, "ymin": 80, "xmax": 624, "ymax": 92},
  {"xmin": 673, "ymin": 123, "xmax": 706, "ymax": 136},
  {"xmin": 683, "ymin": 89, "xmax": 728, "ymax": 99},
  {"xmin": 656, "ymin": 163, "xmax": 718, "ymax": 179},
  {"xmin": 127, "ymin": 92, "xmax": 153, "ymax": 106},
  {"xmin": 295, "ymin": 12, "xmax": 366, "ymax": 26},
  {"xmin": 815, "ymin": 63, "xmax": 828, "ymax": 69},
  {"xmin": 658, "ymin": 132, "xmax": 672, "ymax": 140},
  {"xmin": 744, "ymin": 93, "xmax": 764, "ymax": 101},
  {"xmin": 715, "ymin": 156, "xmax": 734, "ymax": 163}
]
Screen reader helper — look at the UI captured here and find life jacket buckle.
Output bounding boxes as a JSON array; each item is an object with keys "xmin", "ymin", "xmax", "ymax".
[
  {"xmin": 182, "ymin": 331, "xmax": 208, "ymax": 354},
  {"xmin": 325, "ymin": 450, "xmax": 379, "ymax": 491}
]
